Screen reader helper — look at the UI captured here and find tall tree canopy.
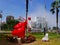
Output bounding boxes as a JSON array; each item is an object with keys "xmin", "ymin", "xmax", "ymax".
[{"xmin": 50, "ymin": 0, "xmax": 60, "ymax": 34}]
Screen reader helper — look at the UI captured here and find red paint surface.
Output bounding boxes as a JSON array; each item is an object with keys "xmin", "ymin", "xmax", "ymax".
[
  {"xmin": 12, "ymin": 17, "xmax": 31, "ymax": 38},
  {"xmin": 12, "ymin": 20, "xmax": 27, "ymax": 38}
]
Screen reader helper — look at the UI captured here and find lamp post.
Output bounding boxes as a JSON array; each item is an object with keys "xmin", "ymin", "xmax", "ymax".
[
  {"xmin": 44, "ymin": 0, "xmax": 47, "ymax": 35},
  {"xmin": 26, "ymin": 0, "xmax": 29, "ymax": 33}
]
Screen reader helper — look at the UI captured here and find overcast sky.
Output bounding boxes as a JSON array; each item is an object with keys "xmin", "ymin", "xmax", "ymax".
[{"xmin": 0, "ymin": 0, "xmax": 60, "ymax": 27}]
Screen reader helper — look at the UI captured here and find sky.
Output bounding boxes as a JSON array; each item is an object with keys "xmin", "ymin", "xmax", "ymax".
[{"xmin": 0, "ymin": 0, "xmax": 60, "ymax": 28}]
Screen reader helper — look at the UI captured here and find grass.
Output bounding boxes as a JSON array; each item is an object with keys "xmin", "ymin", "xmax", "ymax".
[
  {"xmin": 24, "ymin": 38, "xmax": 60, "ymax": 45},
  {"xmin": 0, "ymin": 32, "xmax": 60, "ymax": 45},
  {"xmin": 27, "ymin": 32, "xmax": 60, "ymax": 39},
  {"xmin": 23, "ymin": 32, "xmax": 60, "ymax": 45}
]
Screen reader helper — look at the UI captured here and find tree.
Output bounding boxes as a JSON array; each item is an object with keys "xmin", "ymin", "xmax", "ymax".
[
  {"xmin": 50, "ymin": 0, "xmax": 60, "ymax": 34},
  {"xmin": 6, "ymin": 19, "xmax": 19, "ymax": 30},
  {"xmin": 48, "ymin": 27, "xmax": 51, "ymax": 30},
  {"xmin": 1, "ymin": 24, "xmax": 8, "ymax": 30},
  {"xmin": 0, "ymin": 13, "xmax": 2, "ymax": 30},
  {"xmin": 52, "ymin": 26, "xmax": 59, "ymax": 30}
]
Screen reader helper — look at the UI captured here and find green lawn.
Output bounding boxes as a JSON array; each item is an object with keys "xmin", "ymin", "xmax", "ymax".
[
  {"xmin": 28, "ymin": 32, "xmax": 60, "ymax": 39},
  {"xmin": 24, "ymin": 32, "xmax": 60, "ymax": 45},
  {"xmin": 0, "ymin": 32, "xmax": 60, "ymax": 45}
]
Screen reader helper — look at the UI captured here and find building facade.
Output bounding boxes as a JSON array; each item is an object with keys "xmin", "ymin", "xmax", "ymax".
[{"xmin": 31, "ymin": 17, "xmax": 48, "ymax": 32}]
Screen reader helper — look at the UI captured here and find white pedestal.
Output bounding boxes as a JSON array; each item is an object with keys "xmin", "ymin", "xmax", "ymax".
[{"xmin": 42, "ymin": 33, "xmax": 49, "ymax": 42}]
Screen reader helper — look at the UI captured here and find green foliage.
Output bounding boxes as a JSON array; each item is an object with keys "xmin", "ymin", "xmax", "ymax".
[
  {"xmin": 50, "ymin": 8, "xmax": 55, "ymax": 14},
  {"xmin": 51, "ymin": 1, "xmax": 58, "ymax": 7},
  {"xmin": 7, "ymin": 19, "xmax": 19, "ymax": 30},
  {"xmin": 1, "ymin": 24, "xmax": 8, "ymax": 30},
  {"xmin": 50, "ymin": 1, "xmax": 60, "ymax": 14},
  {"xmin": 52, "ymin": 26, "xmax": 59, "ymax": 30},
  {"xmin": 2, "ymin": 19, "xmax": 19, "ymax": 30}
]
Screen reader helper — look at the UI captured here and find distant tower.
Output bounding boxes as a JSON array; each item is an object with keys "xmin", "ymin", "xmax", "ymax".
[{"xmin": 6, "ymin": 15, "xmax": 14, "ymax": 22}]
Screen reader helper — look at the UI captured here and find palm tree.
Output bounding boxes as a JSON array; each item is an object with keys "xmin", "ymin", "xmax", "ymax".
[{"xmin": 50, "ymin": 1, "xmax": 60, "ymax": 34}]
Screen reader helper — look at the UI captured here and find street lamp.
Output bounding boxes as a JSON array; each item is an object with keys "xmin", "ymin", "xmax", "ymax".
[
  {"xmin": 44, "ymin": 0, "xmax": 47, "ymax": 35},
  {"xmin": 26, "ymin": 0, "xmax": 29, "ymax": 33}
]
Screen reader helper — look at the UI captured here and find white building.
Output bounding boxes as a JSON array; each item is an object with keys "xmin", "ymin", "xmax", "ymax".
[{"xmin": 31, "ymin": 17, "xmax": 48, "ymax": 32}]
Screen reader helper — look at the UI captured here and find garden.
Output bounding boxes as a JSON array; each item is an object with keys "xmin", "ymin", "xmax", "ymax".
[{"xmin": 0, "ymin": 32, "xmax": 60, "ymax": 45}]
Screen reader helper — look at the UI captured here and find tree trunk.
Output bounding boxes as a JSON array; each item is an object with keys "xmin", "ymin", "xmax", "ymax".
[
  {"xmin": 56, "ymin": 7, "xmax": 58, "ymax": 35},
  {"xmin": 0, "ymin": 18, "xmax": 2, "ymax": 31}
]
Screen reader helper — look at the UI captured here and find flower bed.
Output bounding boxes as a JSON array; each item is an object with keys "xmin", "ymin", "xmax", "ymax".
[
  {"xmin": 5, "ymin": 35, "xmax": 36, "ymax": 43},
  {"xmin": 21, "ymin": 35, "xmax": 36, "ymax": 43},
  {"xmin": 5, "ymin": 35, "xmax": 18, "ymax": 43}
]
